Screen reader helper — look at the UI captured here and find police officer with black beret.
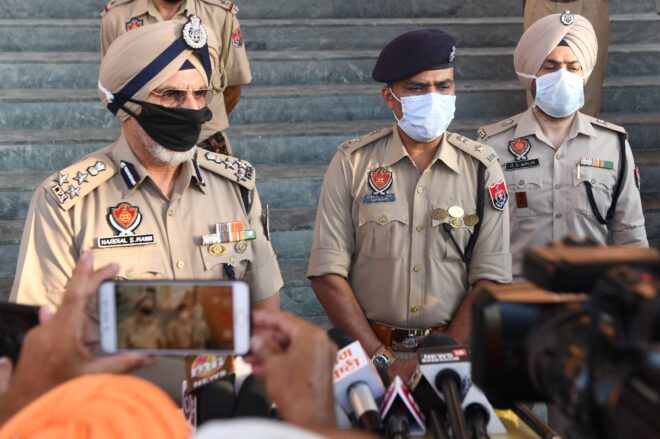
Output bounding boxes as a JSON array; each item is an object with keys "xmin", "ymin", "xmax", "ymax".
[{"xmin": 307, "ymin": 29, "xmax": 512, "ymax": 380}]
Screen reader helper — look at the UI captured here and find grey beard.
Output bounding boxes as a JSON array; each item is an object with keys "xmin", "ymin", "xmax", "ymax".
[
  {"xmin": 137, "ymin": 127, "xmax": 197, "ymax": 165},
  {"xmin": 534, "ymin": 105, "xmax": 573, "ymax": 122}
]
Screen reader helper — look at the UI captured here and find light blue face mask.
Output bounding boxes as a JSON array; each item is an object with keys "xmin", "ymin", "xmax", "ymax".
[
  {"xmin": 390, "ymin": 89, "xmax": 456, "ymax": 143},
  {"xmin": 518, "ymin": 69, "xmax": 585, "ymax": 118}
]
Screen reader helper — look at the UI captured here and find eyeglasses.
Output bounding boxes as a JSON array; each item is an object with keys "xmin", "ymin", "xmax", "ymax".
[{"xmin": 150, "ymin": 87, "xmax": 212, "ymax": 107}]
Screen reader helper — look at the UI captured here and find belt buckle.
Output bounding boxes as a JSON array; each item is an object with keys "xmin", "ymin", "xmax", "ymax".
[{"xmin": 401, "ymin": 336, "xmax": 419, "ymax": 350}]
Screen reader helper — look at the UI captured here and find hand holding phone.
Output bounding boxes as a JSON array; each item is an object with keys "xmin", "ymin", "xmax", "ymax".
[{"xmin": 98, "ymin": 280, "xmax": 250, "ymax": 355}]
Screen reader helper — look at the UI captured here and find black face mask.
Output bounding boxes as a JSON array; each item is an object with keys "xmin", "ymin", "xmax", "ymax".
[{"xmin": 122, "ymin": 99, "xmax": 212, "ymax": 152}]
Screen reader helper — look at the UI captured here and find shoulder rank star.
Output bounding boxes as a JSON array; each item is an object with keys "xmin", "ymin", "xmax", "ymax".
[
  {"xmin": 363, "ymin": 166, "xmax": 396, "ymax": 203},
  {"xmin": 488, "ymin": 181, "xmax": 509, "ymax": 211}
]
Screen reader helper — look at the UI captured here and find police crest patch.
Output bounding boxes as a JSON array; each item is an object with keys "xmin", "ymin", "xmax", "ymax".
[
  {"xmin": 125, "ymin": 17, "xmax": 144, "ymax": 32},
  {"xmin": 364, "ymin": 166, "xmax": 396, "ymax": 203},
  {"xmin": 488, "ymin": 181, "xmax": 509, "ymax": 211}
]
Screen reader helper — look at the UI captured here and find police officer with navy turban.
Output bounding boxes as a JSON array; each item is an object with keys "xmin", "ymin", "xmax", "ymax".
[{"xmin": 308, "ymin": 29, "xmax": 512, "ymax": 380}]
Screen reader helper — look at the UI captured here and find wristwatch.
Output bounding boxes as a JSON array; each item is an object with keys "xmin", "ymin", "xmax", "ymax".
[{"xmin": 371, "ymin": 345, "xmax": 396, "ymax": 368}]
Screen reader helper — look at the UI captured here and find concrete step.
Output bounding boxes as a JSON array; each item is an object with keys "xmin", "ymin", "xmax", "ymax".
[
  {"xmin": 2, "ymin": 112, "xmax": 660, "ymax": 172},
  {"xmin": 0, "ymin": 150, "xmax": 659, "ymax": 233},
  {"xmin": 1, "ymin": 0, "xmax": 655, "ymax": 19},
  {"xmin": 3, "ymin": 44, "xmax": 659, "ymax": 89},
  {"xmin": 1, "ymin": 14, "xmax": 659, "ymax": 52},
  {"xmin": 3, "ymin": 76, "xmax": 660, "ymax": 130}
]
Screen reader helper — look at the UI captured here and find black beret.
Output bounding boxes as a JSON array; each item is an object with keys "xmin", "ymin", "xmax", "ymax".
[{"xmin": 372, "ymin": 29, "xmax": 456, "ymax": 83}]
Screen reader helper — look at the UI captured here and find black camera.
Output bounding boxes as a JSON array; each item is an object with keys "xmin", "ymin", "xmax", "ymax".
[{"xmin": 471, "ymin": 238, "xmax": 660, "ymax": 439}]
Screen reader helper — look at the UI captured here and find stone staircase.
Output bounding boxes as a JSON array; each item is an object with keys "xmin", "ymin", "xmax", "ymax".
[{"xmin": 0, "ymin": 1, "xmax": 659, "ymax": 326}]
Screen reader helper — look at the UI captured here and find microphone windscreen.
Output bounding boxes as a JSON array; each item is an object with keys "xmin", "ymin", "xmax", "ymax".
[
  {"xmin": 233, "ymin": 375, "xmax": 271, "ymax": 418},
  {"xmin": 196, "ymin": 377, "xmax": 235, "ymax": 424},
  {"xmin": 420, "ymin": 332, "xmax": 457, "ymax": 348},
  {"xmin": 327, "ymin": 327, "xmax": 354, "ymax": 349}
]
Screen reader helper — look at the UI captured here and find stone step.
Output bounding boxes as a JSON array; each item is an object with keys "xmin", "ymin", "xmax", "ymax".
[
  {"xmin": 2, "ymin": 76, "xmax": 660, "ymax": 130},
  {"xmin": 1, "ymin": 14, "xmax": 658, "ymax": 52},
  {"xmin": 3, "ymin": 44, "xmax": 659, "ymax": 89},
  {"xmin": 1, "ymin": 0, "xmax": 655, "ymax": 19},
  {"xmin": 2, "ymin": 112, "xmax": 660, "ymax": 172},
  {"xmin": 0, "ymin": 151, "xmax": 659, "ymax": 241}
]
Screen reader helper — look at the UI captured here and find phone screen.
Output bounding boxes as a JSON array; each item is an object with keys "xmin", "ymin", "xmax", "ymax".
[{"xmin": 115, "ymin": 283, "xmax": 237, "ymax": 351}]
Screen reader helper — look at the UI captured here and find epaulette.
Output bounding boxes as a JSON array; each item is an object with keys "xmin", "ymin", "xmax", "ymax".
[
  {"xmin": 477, "ymin": 113, "xmax": 524, "ymax": 140},
  {"xmin": 197, "ymin": 150, "xmax": 255, "ymax": 190},
  {"xmin": 446, "ymin": 132, "xmax": 499, "ymax": 167},
  {"xmin": 47, "ymin": 153, "xmax": 117, "ymax": 211},
  {"xmin": 100, "ymin": 0, "xmax": 133, "ymax": 17},
  {"xmin": 199, "ymin": 0, "xmax": 239, "ymax": 14},
  {"xmin": 583, "ymin": 115, "xmax": 627, "ymax": 135},
  {"xmin": 338, "ymin": 127, "xmax": 393, "ymax": 156}
]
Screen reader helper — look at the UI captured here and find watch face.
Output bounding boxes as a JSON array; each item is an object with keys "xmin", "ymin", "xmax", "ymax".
[{"xmin": 373, "ymin": 354, "xmax": 388, "ymax": 367}]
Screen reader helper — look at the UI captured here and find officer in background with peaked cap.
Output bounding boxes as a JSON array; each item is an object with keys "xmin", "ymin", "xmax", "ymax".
[
  {"xmin": 478, "ymin": 11, "xmax": 647, "ymax": 281},
  {"xmin": 308, "ymin": 29, "xmax": 511, "ymax": 380},
  {"xmin": 101, "ymin": 0, "xmax": 252, "ymax": 155},
  {"xmin": 11, "ymin": 17, "xmax": 282, "ymax": 312}
]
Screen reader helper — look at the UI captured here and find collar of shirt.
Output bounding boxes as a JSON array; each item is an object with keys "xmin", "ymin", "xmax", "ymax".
[
  {"xmin": 109, "ymin": 134, "xmax": 205, "ymax": 197},
  {"xmin": 516, "ymin": 108, "xmax": 597, "ymax": 149},
  {"xmin": 130, "ymin": 0, "xmax": 193, "ymax": 21},
  {"xmin": 381, "ymin": 125, "xmax": 460, "ymax": 174}
]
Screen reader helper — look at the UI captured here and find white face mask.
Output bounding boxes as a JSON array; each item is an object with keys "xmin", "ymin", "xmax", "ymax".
[
  {"xmin": 518, "ymin": 69, "xmax": 585, "ymax": 118},
  {"xmin": 390, "ymin": 89, "xmax": 456, "ymax": 143}
]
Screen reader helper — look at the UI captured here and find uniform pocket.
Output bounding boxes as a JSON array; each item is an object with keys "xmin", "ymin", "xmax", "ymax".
[
  {"xmin": 356, "ymin": 203, "xmax": 409, "ymax": 259},
  {"xmin": 573, "ymin": 167, "xmax": 615, "ymax": 218},
  {"xmin": 430, "ymin": 215, "xmax": 473, "ymax": 263},
  {"xmin": 92, "ymin": 248, "xmax": 166, "ymax": 279},
  {"xmin": 199, "ymin": 241, "xmax": 254, "ymax": 280},
  {"xmin": 506, "ymin": 168, "xmax": 544, "ymax": 217}
]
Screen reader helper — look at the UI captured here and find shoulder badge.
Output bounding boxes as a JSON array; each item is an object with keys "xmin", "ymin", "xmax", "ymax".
[
  {"xmin": 339, "ymin": 127, "xmax": 393, "ymax": 156},
  {"xmin": 446, "ymin": 132, "xmax": 498, "ymax": 166},
  {"xmin": 100, "ymin": 0, "xmax": 133, "ymax": 17},
  {"xmin": 197, "ymin": 150, "xmax": 255, "ymax": 190},
  {"xmin": 200, "ymin": 0, "xmax": 239, "ymax": 14},
  {"xmin": 584, "ymin": 115, "xmax": 627, "ymax": 135},
  {"xmin": 48, "ymin": 153, "xmax": 117, "ymax": 211},
  {"xmin": 477, "ymin": 113, "xmax": 524, "ymax": 140}
]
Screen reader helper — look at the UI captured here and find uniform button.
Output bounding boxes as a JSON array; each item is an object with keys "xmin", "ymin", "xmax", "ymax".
[
  {"xmin": 416, "ymin": 186, "xmax": 424, "ymax": 194},
  {"xmin": 410, "ymin": 305, "xmax": 420, "ymax": 313},
  {"xmin": 555, "ymin": 184, "xmax": 561, "ymax": 190},
  {"xmin": 230, "ymin": 256, "xmax": 237, "ymax": 264},
  {"xmin": 125, "ymin": 267, "xmax": 135, "ymax": 278},
  {"xmin": 416, "ymin": 225, "xmax": 424, "ymax": 232},
  {"xmin": 518, "ymin": 180, "xmax": 525, "ymax": 186},
  {"xmin": 167, "ymin": 209, "xmax": 174, "ymax": 217},
  {"xmin": 555, "ymin": 154, "xmax": 562, "ymax": 160},
  {"xmin": 555, "ymin": 213, "xmax": 562, "ymax": 219},
  {"xmin": 591, "ymin": 179, "xmax": 597, "ymax": 185},
  {"xmin": 176, "ymin": 260, "xmax": 185, "ymax": 269},
  {"xmin": 413, "ymin": 265, "xmax": 422, "ymax": 273},
  {"xmin": 378, "ymin": 215, "xmax": 388, "ymax": 224}
]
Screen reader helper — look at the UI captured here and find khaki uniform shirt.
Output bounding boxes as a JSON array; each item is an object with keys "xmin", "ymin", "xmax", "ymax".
[
  {"xmin": 10, "ymin": 135, "xmax": 282, "ymax": 308},
  {"xmin": 100, "ymin": 0, "xmax": 252, "ymax": 139},
  {"xmin": 307, "ymin": 126, "xmax": 512, "ymax": 329},
  {"xmin": 479, "ymin": 109, "xmax": 648, "ymax": 278}
]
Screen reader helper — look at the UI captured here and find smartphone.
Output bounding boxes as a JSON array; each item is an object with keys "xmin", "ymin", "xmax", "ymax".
[
  {"xmin": 0, "ymin": 302, "xmax": 41, "ymax": 364},
  {"xmin": 98, "ymin": 280, "xmax": 250, "ymax": 355}
]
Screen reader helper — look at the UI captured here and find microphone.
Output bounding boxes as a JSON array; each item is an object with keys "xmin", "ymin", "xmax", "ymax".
[
  {"xmin": 380, "ymin": 375, "xmax": 427, "ymax": 438},
  {"xmin": 418, "ymin": 333, "xmax": 506, "ymax": 437},
  {"xmin": 409, "ymin": 367, "xmax": 450, "ymax": 439},
  {"xmin": 195, "ymin": 377, "xmax": 236, "ymax": 425},
  {"xmin": 419, "ymin": 334, "xmax": 468, "ymax": 439},
  {"xmin": 330, "ymin": 329, "xmax": 385, "ymax": 433}
]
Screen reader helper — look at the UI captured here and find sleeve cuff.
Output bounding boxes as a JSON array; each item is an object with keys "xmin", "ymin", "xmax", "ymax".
[
  {"xmin": 307, "ymin": 247, "xmax": 351, "ymax": 279},
  {"xmin": 468, "ymin": 252, "xmax": 512, "ymax": 285}
]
